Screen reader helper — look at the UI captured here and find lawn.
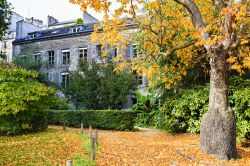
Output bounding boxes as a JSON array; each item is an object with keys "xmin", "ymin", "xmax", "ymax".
[{"xmin": 0, "ymin": 126, "xmax": 91, "ymax": 166}]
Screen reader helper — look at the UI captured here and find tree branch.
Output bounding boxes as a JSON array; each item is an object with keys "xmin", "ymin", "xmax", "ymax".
[
  {"xmin": 174, "ymin": 0, "xmax": 210, "ymax": 50},
  {"xmin": 212, "ymin": 0, "xmax": 227, "ymax": 9},
  {"xmin": 160, "ymin": 39, "xmax": 197, "ymax": 57}
]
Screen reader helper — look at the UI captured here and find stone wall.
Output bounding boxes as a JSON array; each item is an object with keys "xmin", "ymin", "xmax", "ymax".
[{"xmin": 13, "ymin": 34, "xmax": 97, "ymax": 83}]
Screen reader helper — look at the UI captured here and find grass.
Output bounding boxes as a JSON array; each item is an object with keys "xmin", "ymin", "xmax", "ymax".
[{"xmin": 0, "ymin": 127, "xmax": 92, "ymax": 166}]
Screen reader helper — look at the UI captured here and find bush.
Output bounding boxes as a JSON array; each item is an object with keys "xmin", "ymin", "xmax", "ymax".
[
  {"xmin": 47, "ymin": 110, "xmax": 137, "ymax": 131},
  {"xmin": 0, "ymin": 110, "xmax": 48, "ymax": 135},
  {"xmin": 160, "ymin": 81, "xmax": 250, "ymax": 142},
  {"xmin": 160, "ymin": 86, "xmax": 209, "ymax": 133},
  {"xmin": 230, "ymin": 87, "xmax": 250, "ymax": 142}
]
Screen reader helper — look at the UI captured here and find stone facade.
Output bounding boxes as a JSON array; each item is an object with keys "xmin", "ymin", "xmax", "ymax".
[
  {"xmin": 12, "ymin": 13, "xmax": 148, "ymax": 109},
  {"xmin": 13, "ymin": 33, "xmax": 99, "ymax": 84}
]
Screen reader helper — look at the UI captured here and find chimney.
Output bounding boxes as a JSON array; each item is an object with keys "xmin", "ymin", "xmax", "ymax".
[{"xmin": 47, "ymin": 15, "xmax": 58, "ymax": 26}]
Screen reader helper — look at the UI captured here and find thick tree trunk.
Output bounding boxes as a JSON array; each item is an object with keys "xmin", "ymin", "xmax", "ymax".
[{"xmin": 200, "ymin": 47, "xmax": 237, "ymax": 160}]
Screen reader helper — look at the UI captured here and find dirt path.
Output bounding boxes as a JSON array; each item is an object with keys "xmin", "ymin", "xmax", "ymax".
[{"xmin": 95, "ymin": 127, "xmax": 250, "ymax": 166}]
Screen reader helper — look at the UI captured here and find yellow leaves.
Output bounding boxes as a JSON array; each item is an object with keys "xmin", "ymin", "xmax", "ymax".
[{"xmin": 243, "ymin": 59, "xmax": 250, "ymax": 69}]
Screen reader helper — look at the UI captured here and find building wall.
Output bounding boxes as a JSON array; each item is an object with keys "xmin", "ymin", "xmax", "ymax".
[
  {"xmin": 13, "ymin": 34, "xmax": 99, "ymax": 83},
  {"xmin": 0, "ymin": 33, "xmax": 15, "ymax": 62},
  {"xmin": 16, "ymin": 20, "xmax": 42, "ymax": 39}
]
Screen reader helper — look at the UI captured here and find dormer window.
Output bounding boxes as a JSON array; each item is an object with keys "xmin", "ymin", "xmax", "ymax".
[
  {"xmin": 72, "ymin": 27, "xmax": 80, "ymax": 33},
  {"xmin": 29, "ymin": 34, "xmax": 37, "ymax": 39}
]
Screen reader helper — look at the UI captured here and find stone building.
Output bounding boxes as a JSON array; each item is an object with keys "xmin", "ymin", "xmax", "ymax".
[
  {"xmin": 0, "ymin": 12, "xmax": 44, "ymax": 62},
  {"xmin": 12, "ymin": 13, "xmax": 148, "ymax": 108},
  {"xmin": 12, "ymin": 13, "xmax": 146, "ymax": 85}
]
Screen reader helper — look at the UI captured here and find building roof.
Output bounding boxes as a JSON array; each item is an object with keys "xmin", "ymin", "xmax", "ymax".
[{"xmin": 13, "ymin": 23, "xmax": 95, "ymax": 44}]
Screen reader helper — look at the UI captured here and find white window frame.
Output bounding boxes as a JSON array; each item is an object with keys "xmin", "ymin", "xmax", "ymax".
[
  {"xmin": 62, "ymin": 50, "xmax": 70, "ymax": 66},
  {"xmin": 33, "ymin": 52, "xmax": 42, "ymax": 61},
  {"xmin": 79, "ymin": 47, "xmax": 88, "ymax": 61},
  {"xmin": 61, "ymin": 72, "xmax": 69, "ymax": 88},
  {"xmin": 48, "ymin": 51, "xmax": 55, "ymax": 66}
]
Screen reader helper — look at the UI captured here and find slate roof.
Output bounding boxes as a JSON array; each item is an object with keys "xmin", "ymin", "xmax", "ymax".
[{"xmin": 13, "ymin": 23, "xmax": 95, "ymax": 44}]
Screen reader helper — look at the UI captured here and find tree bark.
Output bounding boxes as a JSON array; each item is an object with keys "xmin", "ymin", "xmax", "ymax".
[{"xmin": 200, "ymin": 46, "xmax": 237, "ymax": 160}]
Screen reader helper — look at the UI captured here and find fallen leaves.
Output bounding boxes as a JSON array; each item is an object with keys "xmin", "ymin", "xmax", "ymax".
[
  {"xmin": 0, "ymin": 127, "xmax": 88, "ymax": 166},
  {"xmin": 95, "ymin": 128, "xmax": 250, "ymax": 166}
]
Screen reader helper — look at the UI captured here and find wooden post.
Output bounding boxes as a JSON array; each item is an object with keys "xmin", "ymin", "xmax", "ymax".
[
  {"xmin": 63, "ymin": 122, "xmax": 66, "ymax": 131},
  {"xmin": 66, "ymin": 160, "xmax": 72, "ymax": 166},
  {"xmin": 95, "ymin": 129, "xmax": 98, "ymax": 147},
  {"xmin": 89, "ymin": 125, "xmax": 92, "ymax": 137},
  {"xmin": 91, "ymin": 137, "xmax": 96, "ymax": 161},
  {"xmin": 81, "ymin": 122, "xmax": 84, "ymax": 135}
]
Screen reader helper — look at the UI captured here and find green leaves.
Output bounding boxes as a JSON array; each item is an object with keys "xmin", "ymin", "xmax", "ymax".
[
  {"xmin": 0, "ymin": 66, "xmax": 55, "ymax": 116},
  {"xmin": 63, "ymin": 60, "xmax": 137, "ymax": 110},
  {"xmin": 160, "ymin": 81, "xmax": 250, "ymax": 142}
]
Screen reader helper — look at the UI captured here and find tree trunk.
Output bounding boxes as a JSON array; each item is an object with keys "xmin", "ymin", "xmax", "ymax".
[{"xmin": 200, "ymin": 46, "xmax": 237, "ymax": 160}]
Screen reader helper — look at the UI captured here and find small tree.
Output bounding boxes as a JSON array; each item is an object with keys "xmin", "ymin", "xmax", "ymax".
[
  {"xmin": 0, "ymin": 60, "xmax": 56, "ymax": 134},
  {"xmin": 0, "ymin": 0, "xmax": 12, "ymax": 39},
  {"xmin": 63, "ymin": 60, "xmax": 137, "ymax": 110}
]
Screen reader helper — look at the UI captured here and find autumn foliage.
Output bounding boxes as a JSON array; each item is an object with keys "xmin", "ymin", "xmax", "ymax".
[{"xmin": 70, "ymin": 0, "xmax": 250, "ymax": 88}]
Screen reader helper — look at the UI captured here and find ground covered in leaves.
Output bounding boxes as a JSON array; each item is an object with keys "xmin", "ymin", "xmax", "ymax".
[
  {"xmin": 1, "ymin": 126, "xmax": 249, "ymax": 165},
  {"xmin": 96, "ymin": 127, "xmax": 250, "ymax": 166},
  {"xmin": 0, "ymin": 127, "xmax": 89, "ymax": 166}
]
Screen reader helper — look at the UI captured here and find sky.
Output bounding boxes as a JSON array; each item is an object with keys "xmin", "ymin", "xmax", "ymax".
[{"xmin": 8, "ymin": 0, "xmax": 104, "ymax": 23}]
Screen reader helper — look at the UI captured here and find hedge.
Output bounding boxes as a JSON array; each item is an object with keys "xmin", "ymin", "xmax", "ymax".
[
  {"xmin": 47, "ymin": 109, "xmax": 138, "ymax": 131},
  {"xmin": 0, "ymin": 110, "xmax": 48, "ymax": 135}
]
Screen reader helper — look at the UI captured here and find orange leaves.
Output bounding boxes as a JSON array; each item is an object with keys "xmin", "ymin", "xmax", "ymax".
[
  {"xmin": 95, "ymin": 129, "xmax": 250, "ymax": 165},
  {"xmin": 227, "ymin": 56, "xmax": 237, "ymax": 63},
  {"xmin": 0, "ymin": 127, "xmax": 88, "ymax": 165}
]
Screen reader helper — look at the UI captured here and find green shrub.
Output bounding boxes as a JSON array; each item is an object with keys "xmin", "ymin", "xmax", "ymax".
[
  {"xmin": 160, "ymin": 86, "xmax": 209, "ymax": 133},
  {"xmin": 47, "ymin": 110, "xmax": 137, "ymax": 131},
  {"xmin": 132, "ymin": 91, "xmax": 159, "ymax": 127},
  {"xmin": 160, "ymin": 82, "xmax": 250, "ymax": 142},
  {"xmin": 29, "ymin": 110, "xmax": 48, "ymax": 131},
  {"xmin": 0, "ymin": 110, "xmax": 48, "ymax": 135},
  {"xmin": 230, "ymin": 88, "xmax": 250, "ymax": 142}
]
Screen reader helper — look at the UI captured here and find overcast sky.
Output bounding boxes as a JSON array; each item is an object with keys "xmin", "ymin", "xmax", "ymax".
[{"xmin": 8, "ymin": 0, "xmax": 104, "ymax": 23}]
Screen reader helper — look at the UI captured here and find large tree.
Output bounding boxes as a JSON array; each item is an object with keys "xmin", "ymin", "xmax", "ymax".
[{"xmin": 70, "ymin": 0, "xmax": 250, "ymax": 160}]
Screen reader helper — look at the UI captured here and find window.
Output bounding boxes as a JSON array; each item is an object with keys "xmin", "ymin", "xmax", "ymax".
[
  {"xmin": 72, "ymin": 27, "xmax": 80, "ymax": 33},
  {"xmin": 29, "ymin": 34, "xmax": 37, "ymax": 39},
  {"xmin": 96, "ymin": 45, "xmax": 102, "ymax": 57},
  {"xmin": 113, "ymin": 47, "xmax": 118, "ymax": 57},
  {"xmin": 47, "ymin": 72, "xmax": 54, "ymax": 81},
  {"xmin": 20, "ymin": 55, "xmax": 27, "ymax": 62},
  {"xmin": 3, "ymin": 41, "xmax": 7, "ymax": 49},
  {"xmin": 33, "ymin": 53, "xmax": 41, "ymax": 61},
  {"xmin": 48, "ymin": 51, "xmax": 55, "ymax": 66},
  {"xmin": 61, "ymin": 72, "xmax": 69, "ymax": 88},
  {"xmin": 133, "ymin": 71, "xmax": 143, "ymax": 85},
  {"xmin": 132, "ymin": 44, "xmax": 137, "ymax": 58},
  {"xmin": 79, "ymin": 48, "xmax": 88, "ymax": 60},
  {"xmin": 62, "ymin": 50, "xmax": 70, "ymax": 66}
]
